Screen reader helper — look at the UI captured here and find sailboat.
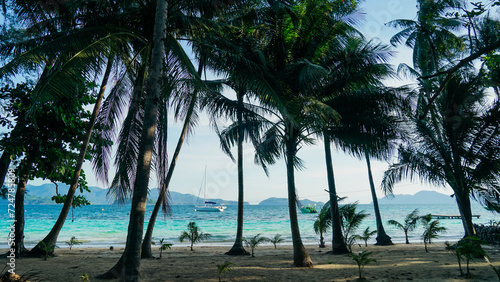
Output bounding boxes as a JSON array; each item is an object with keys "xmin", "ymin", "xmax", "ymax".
[{"xmin": 194, "ymin": 167, "xmax": 227, "ymax": 212}]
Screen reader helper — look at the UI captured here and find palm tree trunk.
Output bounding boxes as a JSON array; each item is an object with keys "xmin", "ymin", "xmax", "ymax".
[
  {"xmin": 365, "ymin": 152, "xmax": 393, "ymax": 246},
  {"xmin": 28, "ymin": 56, "xmax": 114, "ymax": 257},
  {"xmin": 454, "ymin": 189, "xmax": 476, "ymax": 237},
  {"xmin": 285, "ymin": 130, "xmax": 313, "ymax": 267},
  {"xmin": 0, "ymin": 149, "xmax": 12, "ymax": 189},
  {"xmin": 14, "ymin": 173, "xmax": 28, "ymax": 258},
  {"xmin": 323, "ymin": 132, "xmax": 349, "ymax": 254},
  {"xmin": 227, "ymin": 88, "xmax": 249, "ymax": 256},
  {"xmin": 141, "ymin": 90, "xmax": 198, "ymax": 258},
  {"xmin": 120, "ymin": 1, "xmax": 167, "ymax": 280}
]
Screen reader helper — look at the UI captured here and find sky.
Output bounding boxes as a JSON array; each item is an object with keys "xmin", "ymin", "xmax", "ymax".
[{"xmin": 26, "ymin": 0, "xmax": 471, "ymax": 204}]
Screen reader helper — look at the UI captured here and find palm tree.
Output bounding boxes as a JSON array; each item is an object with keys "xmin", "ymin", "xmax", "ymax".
[
  {"xmin": 0, "ymin": 1, "xmax": 144, "ymax": 258},
  {"xmin": 179, "ymin": 222, "xmax": 212, "ymax": 251},
  {"xmin": 388, "ymin": 0, "xmax": 464, "ymax": 77},
  {"xmin": 314, "ymin": 204, "xmax": 331, "ymax": 248},
  {"xmin": 116, "ymin": 1, "xmax": 168, "ymax": 279},
  {"xmin": 243, "ymin": 234, "xmax": 269, "ymax": 257},
  {"xmin": 339, "ymin": 202, "xmax": 369, "ymax": 252},
  {"xmin": 357, "ymin": 227, "xmax": 377, "ymax": 247},
  {"xmin": 382, "ymin": 71, "xmax": 500, "ymax": 238},
  {"xmin": 420, "ymin": 214, "xmax": 446, "ymax": 252},
  {"xmin": 248, "ymin": 0, "xmax": 376, "ymax": 266},
  {"xmin": 270, "ymin": 234, "xmax": 285, "ymax": 249},
  {"xmin": 387, "ymin": 209, "xmax": 420, "ymax": 244}
]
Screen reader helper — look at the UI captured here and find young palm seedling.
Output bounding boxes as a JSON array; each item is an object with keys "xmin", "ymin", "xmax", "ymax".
[
  {"xmin": 243, "ymin": 234, "xmax": 269, "ymax": 257},
  {"xmin": 66, "ymin": 236, "xmax": 83, "ymax": 250},
  {"xmin": 357, "ymin": 227, "xmax": 377, "ymax": 247},
  {"xmin": 152, "ymin": 238, "xmax": 172, "ymax": 258},
  {"xmin": 270, "ymin": 234, "xmax": 285, "ymax": 249},
  {"xmin": 350, "ymin": 250, "xmax": 377, "ymax": 280},
  {"xmin": 216, "ymin": 261, "xmax": 233, "ymax": 282},
  {"xmin": 39, "ymin": 241, "xmax": 57, "ymax": 260},
  {"xmin": 179, "ymin": 222, "xmax": 211, "ymax": 251},
  {"xmin": 387, "ymin": 209, "xmax": 420, "ymax": 244},
  {"xmin": 420, "ymin": 214, "xmax": 446, "ymax": 252}
]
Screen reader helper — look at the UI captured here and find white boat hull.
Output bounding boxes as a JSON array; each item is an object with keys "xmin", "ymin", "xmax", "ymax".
[{"xmin": 195, "ymin": 205, "xmax": 226, "ymax": 212}]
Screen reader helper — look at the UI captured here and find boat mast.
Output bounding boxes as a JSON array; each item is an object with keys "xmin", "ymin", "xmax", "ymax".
[{"xmin": 204, "ymin": 165, "xmax": 207, "ymax": 203}]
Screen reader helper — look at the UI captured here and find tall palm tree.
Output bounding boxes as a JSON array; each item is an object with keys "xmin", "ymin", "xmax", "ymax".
[
  {"xmin": 382, "ymin": 71, "xmax": 500, "ymax": 238},
  {"xmin": 388, "ymin": 0, "xmax": 464, "ymax": 77},
  {"xmin": 323, "ymin": 86, "xmax": 407, "ymax": 247},
  {"xmin": 1, "ymin": 1, "xmax": 142, "ymax": 257}
]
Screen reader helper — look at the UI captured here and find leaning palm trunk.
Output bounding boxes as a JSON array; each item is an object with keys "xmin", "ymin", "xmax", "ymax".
[
  {"xmin": 286, "ymin": 131, "xmax": 313, "ymax": 267},
  {"xmin": 227, "ymin": 89, "xmax": 249, "ymax": 255},
  {"xmin": 454, "ymin": 188, "xmax": 476, "ymax": 237},
  {"xmin": 14, "ymin": 173, "xmax": 28, "ymax": 258},
  {"xmin": 365, "ymin": 153, "xmax": 393, "ymax": 246},
  {"xmin": 323, "ymin": 132, "xmax": 349, "ymax": 254},
  {"xmin": 141, "ymin": 90, "xmax": 198, "ymax": 258},
  {"xmin": 120, "ymin": 1, "xmax": 167, "ymax": 280},
  {"xmin": 28, "ymin": 57, "xmax": 114, "ymax": 257}
]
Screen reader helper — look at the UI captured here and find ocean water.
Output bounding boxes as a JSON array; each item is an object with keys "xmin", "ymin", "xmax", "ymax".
[{"xmin": 0, "ymin": 203, "xmax": 498, "ymax": 249}]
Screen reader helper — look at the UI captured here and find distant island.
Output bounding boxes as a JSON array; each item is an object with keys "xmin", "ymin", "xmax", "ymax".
[
  {"xmin": 374, "ymin": 190, "xmax": 456, "ymax": 205},
  {"xmin": 2, "ymin": 184, "xmax": 457, "ymax": 207},
  {"xmin": 3, "ymin": 183, "xmax": 323, "ymax": 206},
  {"xmin": 258, "ymin": 197, "xmax": 324, "ymax": 206}
]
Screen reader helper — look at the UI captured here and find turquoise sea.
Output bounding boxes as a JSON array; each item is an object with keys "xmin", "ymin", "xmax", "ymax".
[{"xmin": 1, "ymin": 203, "xmax": 498, "ymax": 249}]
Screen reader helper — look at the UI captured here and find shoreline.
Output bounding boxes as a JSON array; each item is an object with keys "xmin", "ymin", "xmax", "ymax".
[{"xmin": 4, "ymin": 242, "xmax": 500, "ymax": 281}]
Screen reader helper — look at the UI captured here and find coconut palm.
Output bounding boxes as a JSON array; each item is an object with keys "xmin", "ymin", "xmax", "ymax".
[
  {"xmin": 382, "ymin": 70, "xmax": 500, "ymax": 238},
  {"xmin": 243, "ymin": 234, "xmax": 269, "ymax": 257},
  {"xmin": 357, "ymin": 227, "xmax": 377, "ymax": 247},
  {"xmin": 314, "ymin": 204, "xmax": 331, "ymax": 248},
  {"xmin": 270, "ymin": 234, "xmax": 285, "ymax": 249},
  {"xmin": 388, "ymin": 0, "xmax": 464, "ymax": 77},
  {"xmin": 339, "ymin": 202, "xmax": 369, "ymax": 252},
  {"xmin": 247, "ymin": 0, "xmax": 375, "ymax": 266},
  {"xmin": 179, "ymin": 222, "xmax": 212, "ymax": 251},
  {"xmin": 420, "ymin": 214, "xmax": 446, "ymax": 252},
  {"xmin": 387, "ymin": 209, "xmax": 420, "ymax": 244}
]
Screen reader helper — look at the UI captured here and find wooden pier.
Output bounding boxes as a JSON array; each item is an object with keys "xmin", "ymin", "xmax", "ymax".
[{"xmin": 431, "ymin": 214, "xmax": 480, "ymax": 219}]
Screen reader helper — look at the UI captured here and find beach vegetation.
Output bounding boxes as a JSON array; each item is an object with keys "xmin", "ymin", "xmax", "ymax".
[
  {"xmin": 152, "ymin": 238, "xmax": 172, "ymax": 258},
  {"xmin": 455, "ymin": 237, "xmax": 487, "ymax": 277},
  {"xmin": 420, "ymin": 214, "xmax": 446, "ymax": 252},
  {"xmin": 79, "ymin": 273, "xmax": 90, "ymax": 282},
  {"xmin": 243, "ymin": 234, "xmax": 270, "ymax": 257},
  {"xmin": 216, "ymin": 261, "xmax": 233, "ymax": 282},
  {"xmin": 356, "ymin": 227, "xmax": 377, "ymax": 247},
  {"xmin": 383, "ymin": 0, "xmax": 500, "ymax": 240},
  {"xmin": 66, "ymin": 236, "xmax": 83, "ymax": 250},
  {"xmin": 270, "ymin": 234, "xmax": 285, "ymax": 249},
  {"xmin": 350, "ymin": 250, "xmax": 377, "ymax": 280},
  {"xmin": 39, "ymin": 241, "xmax": 57, "ymax": 260},
  {"xmin": 387, "ymin": 209, "xmax": 420, "ymax": 244},
  {"xmin": 340, "ymin": 202, "xmax": 369, "ymax": 252},
  {"xmin": 179, "ymin": 222, "xmax": 212, "ymax": 251},
  {"xmin": 314, "ymin": 205, "xmax": 331, "ymax": 248}
]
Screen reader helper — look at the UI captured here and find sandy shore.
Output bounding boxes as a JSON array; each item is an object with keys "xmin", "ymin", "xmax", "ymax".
[{"xmin": 3, "ymin": 242, "xmax": 500, "ymax": 281}]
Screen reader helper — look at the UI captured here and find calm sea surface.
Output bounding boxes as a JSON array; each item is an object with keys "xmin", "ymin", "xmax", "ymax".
[{"xmin": 1, "ymin": 203, "xmax": 498, "ymax": 249}]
